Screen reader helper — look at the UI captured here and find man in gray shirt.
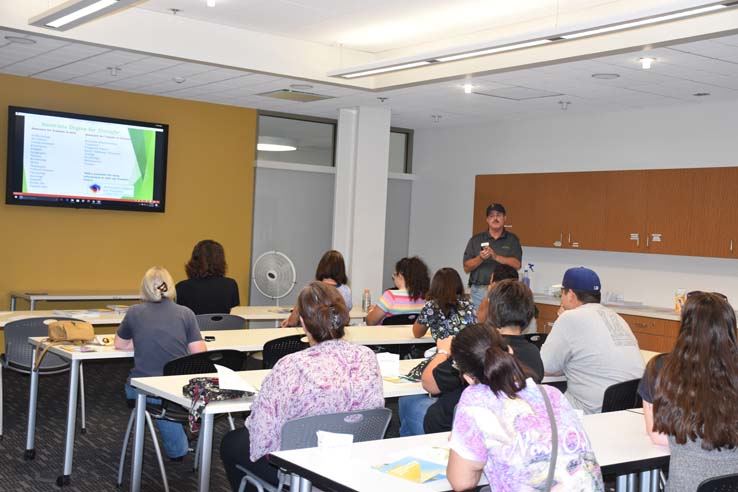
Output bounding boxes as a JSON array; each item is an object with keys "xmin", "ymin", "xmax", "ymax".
[
  {"xmin": 541, "ymin": 267, "xmax": 644, "ymax": 414},
  {"xmin": 463, "ymin": 203, "xmax": 522, "ymax": 310}
]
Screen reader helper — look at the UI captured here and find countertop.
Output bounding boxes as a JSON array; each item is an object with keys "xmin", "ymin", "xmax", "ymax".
[{"xmin": 534, "ymin": 294, "xmax": 680, "ymax": 321}]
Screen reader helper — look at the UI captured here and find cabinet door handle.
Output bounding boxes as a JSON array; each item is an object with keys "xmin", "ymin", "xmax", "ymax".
[
  {"xmin": 731, "ymin": 240, "xmax": 734, "ymax": 253},
  {"xmin": 646, "ymin": 234, "xmax": 650, "ymax": 248},
  {"xmin": 568, "ymin": 232, "xmax": 572, "ymax": 245}
]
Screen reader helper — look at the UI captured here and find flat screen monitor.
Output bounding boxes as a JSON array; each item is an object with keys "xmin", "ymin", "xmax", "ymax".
[{"xmin": 6, "ymin": 106, "xmax": 168, "ymax": 212}]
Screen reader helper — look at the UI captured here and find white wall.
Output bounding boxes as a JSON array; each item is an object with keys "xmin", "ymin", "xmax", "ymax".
[{"xmin": 409, "ymin": 99, "xmax": 738, "ymax": 309}]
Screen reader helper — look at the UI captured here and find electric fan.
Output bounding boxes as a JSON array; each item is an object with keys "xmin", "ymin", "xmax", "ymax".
[{"xmin": 251, "ymin": 251, "xmax": 297, "ymax": 306}]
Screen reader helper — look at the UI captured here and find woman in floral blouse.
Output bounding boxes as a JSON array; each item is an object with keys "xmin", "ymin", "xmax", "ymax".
[
  {"xmin": 412, "ymin": 267, "xmax": 476, "ymax": 340},
  {"xmin": 220, "ymin": 282, "xmax": 384, "ymax": 491}
]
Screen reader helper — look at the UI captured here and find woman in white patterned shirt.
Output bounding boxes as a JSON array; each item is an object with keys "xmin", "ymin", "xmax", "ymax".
[{"xmin": 220, "ymin": 281, "xmax": 384, "ymax": 492}]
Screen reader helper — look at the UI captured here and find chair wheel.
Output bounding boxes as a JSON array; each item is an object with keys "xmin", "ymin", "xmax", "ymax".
[
  {"xmin": 56, "ymin": 475, "xmax": 71, "ymax": 486},
  {"xmin": 80, "ymin": 428, "xmax": 87, "ymax": 434},
  {"xmin": 24, "ymin": 449, "xmax": 35, "ymax": 460}
]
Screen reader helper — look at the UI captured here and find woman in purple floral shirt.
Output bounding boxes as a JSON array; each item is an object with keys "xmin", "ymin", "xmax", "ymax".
[
  {"xmin": 447, "ymin": 324, "xmax": 603, "ymax": 492},
  {"xmin": 220, "ymin": 281, "xmax": 384, "ymax": 492}
]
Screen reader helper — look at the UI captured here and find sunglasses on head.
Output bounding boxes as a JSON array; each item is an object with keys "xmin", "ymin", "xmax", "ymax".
[{"xmin": 687, "ymin": 291, "xmax": 728, "ymax": 301}]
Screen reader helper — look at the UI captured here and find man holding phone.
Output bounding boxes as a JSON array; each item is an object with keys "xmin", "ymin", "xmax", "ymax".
[{"xmin": 463, "ymin": 203, "xmax": 522, "ymax": 310}]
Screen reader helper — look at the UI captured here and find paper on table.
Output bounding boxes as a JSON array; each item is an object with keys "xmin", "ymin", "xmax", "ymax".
[
  {"xmin": 214, "ymin": 364, "xmax": 257, "ymax": 393},
  {"xmin": 377, "ymin": 352, "xmax": 400, "ymax": 377}
]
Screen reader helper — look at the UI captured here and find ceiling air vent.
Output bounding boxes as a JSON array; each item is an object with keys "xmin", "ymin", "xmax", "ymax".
[{"xmin": 257, "ymin": 89, "xmax": 334, "ymax": 102}]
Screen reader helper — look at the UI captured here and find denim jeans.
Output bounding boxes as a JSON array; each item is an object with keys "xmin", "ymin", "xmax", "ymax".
[
  {"xmin": 470, "ymin": 284, "xmax": 488, "ymax": 312},
  {"xmin": 125, "ymin": 384, "xmax": 189, "ymax": 459},
  {"xmin": 399, "ymin": 394, "xmax": 437, "ymax": 437}
]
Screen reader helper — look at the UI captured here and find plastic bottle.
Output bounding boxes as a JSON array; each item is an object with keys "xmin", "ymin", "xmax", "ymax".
[
  {"xmin": 522, "ymin": 263, "xmax": 534, "ymax": 289},
  {"xmin": 361, "ymin": 289, "xmax": 372, "ymax": 312}
]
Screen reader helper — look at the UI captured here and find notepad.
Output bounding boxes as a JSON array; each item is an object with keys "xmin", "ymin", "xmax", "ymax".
[{"xmin": 214, "ymin": 364, "xmax": 257, "ymax": 393}]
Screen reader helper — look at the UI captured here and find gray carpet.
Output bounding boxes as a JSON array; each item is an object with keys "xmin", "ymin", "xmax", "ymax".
[{"xmin": 0, "ymin": 359, "xmax": 400, "ymax": 491}]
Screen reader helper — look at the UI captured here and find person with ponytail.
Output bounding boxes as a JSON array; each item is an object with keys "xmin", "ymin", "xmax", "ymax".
[
  {"xmin": 446, "ymin": 324, "xmax": 603, "ymax": 491},
  {"xmin": 220, "ymin": 282, "xmax": 384, "ymax": 492},
  {"xmin": 115, "ymin": 266, "xmax": 206, "ymax": 461},
  {"xmin": 638, "ymin": 292, "xmax": 738, "ymax": 491}
]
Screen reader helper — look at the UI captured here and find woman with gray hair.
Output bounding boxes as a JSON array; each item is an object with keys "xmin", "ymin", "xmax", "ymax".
[{"xmin": 115, "ymin": 266, "xmax": 206, "ymax": 461}]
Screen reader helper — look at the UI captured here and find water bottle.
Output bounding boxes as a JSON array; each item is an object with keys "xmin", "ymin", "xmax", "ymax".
[{"xmin": 361, "ymin": 289, "xmax": 371, "ymax": 312}]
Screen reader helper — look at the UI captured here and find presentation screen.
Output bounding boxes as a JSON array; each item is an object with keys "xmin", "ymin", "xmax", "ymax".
[{"xmin": 6, "ymin": 106, "xmax": 168, "ymax": 212}]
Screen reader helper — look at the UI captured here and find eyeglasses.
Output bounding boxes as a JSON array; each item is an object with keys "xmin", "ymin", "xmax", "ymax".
[{"xmin": 687, "ymin": 291, "xmax": 728, "ymax": 301}]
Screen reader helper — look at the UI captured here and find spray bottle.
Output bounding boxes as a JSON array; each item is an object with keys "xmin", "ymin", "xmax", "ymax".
[{"xmin": 522, "ymin": 263, "xmax": 534, "ymax": 289}]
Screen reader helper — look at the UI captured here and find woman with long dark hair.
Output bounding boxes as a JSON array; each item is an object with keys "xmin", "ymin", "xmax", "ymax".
[
  {"xmin": 366, "ymin": 256, "xmax": 430, "ymax": 325},
  {"xmin": 176, "ymin": 239, "xmax": 240, "ymax": 315},
  {"xmin": 639, "ymin": 292, "xmax": 738, "ymax": 491},
  {"xmin": 412, "ymin": 267, "xmax": 476, "ymax": 339},
  {"xmin": 446, "ymin": 324, "xmax": 602, "ymax": 491}
]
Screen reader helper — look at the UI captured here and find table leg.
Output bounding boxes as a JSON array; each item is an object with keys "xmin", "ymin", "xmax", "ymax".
[
  {"xmin": 130, "ymin": 392, "xmax": 147, "ymax": 492},
  {"xmin": 30, "ymin": 299, "xmax": 36, "ymax": 311},
  {"xmin": 57, "ymin": 359, "xmax": 80, "ymax": 486},
  {"xmin": 24, "ymin": 347, "xmax": 40, "ymax": 460},
  {"xmin": 198, "ymin": 413, "xmax": 215, "ymax": 492},
  {"xmin": 299, "ymin": 477, "xmax": 312, "ymax": 492},
  {"xmin": 10, "ymin": 295, "xmax": 16, "ymax": 311}
]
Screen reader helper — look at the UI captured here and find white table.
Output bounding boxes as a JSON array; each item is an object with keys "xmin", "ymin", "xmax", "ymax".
[
  {"xmin": 270, "ymin": 410, "xmax": 670, "ymax": 492},
  {"xmin": 231, "ymin": 305, "xmax": 367, "ymax": 322},
  {"xmin": 10, "ymin": 291, "xmax": 139, "ymax": 311},
  {"xmin": 24, "ymin": 325, "xmax": 426, "ymax": 487},
  {"xmin": 129, "ymin": 359, "xmax": 425, "ymax": 492},
  {"xmin": 0, "ymin": 309, "xmax": 125, "ymax": 327}
]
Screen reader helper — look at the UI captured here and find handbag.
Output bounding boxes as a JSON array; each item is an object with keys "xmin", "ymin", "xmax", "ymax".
[
  {"xmin": 182, "ymin": 377, "xmax": 253, "ymax": 431},
  {"xmin": 538, "ymin": 384, "xmax": 558, "ymax": 492},
  {"xmin": 34, "ymin": 320, "xmax": 95, "ymax": 371}
]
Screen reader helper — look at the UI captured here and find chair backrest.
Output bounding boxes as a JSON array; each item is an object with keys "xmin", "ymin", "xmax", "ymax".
[
  {"xmin": 195, "ymin": 313, "xmax": 245, "ymax": 331},
  {"xmin": 523, "ymin": 332, "xmax": 548, "ymax": 349},
  {"xmin": 381, "ymin": 313, "xmax": 418, "ymax": 326},
  {"xmin": 163, "ymin": 349, "xmax": 246, "ymax": 376},
  {"xmin": 601, "ymin": 378, "xmax": 643, "ymax": 413},
  {"xmin": 262, "ymin": 334, "xmax": 308, "ymax": 369},
  {"xmin": 3, "ymin": 317, "xmax": 81, "ymax": 373},
  {"xmin": 280, "ymin": 408, "xmax": 392, "ymax": 451},
  {"xmin": 697, "ymin": 473, "xmax": 738, "ymax": 492}
]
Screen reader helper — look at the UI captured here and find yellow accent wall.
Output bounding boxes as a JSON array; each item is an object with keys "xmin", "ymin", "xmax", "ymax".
[{"xmin": 0, "ymin": 74, "xmax": 256, "ymax": 313}]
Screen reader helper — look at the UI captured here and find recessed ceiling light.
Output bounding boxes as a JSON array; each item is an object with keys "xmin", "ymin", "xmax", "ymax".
[
  {"xmin": 463, "ymin": 83, "xmax": 474, "ymax": 94},
  {"xmin": 640, "ymin": 57, "xmax": 655, "ymax": 69},
  {"xmin": 173, "ymin": 76, "xmax": 186, "ymax": 84},
  {"xmin": 591, "ymin": 73, "xmax": 620, "ymax": 80},
  {"xmin": 4, "ymin": 36, "xmax": 37, "ymax": 45},
  {"xmin": 693, "ymin": 92, "xmax": 711, "ymax": 97},
  {"xmin": 206, "ymin": 0, "xmax": 216, "ymax": 6},
  {"xmin": 289, "ymin": 84, "xmax": 313, "ymax": 91}
]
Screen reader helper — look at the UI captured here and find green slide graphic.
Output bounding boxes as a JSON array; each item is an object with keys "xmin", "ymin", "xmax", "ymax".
[{"xmin": 127, "ymin": 128, "xmax": 157, "ymax": 200}]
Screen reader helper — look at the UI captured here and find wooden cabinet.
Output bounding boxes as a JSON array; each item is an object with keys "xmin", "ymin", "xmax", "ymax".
[
  {"xmin": 536, "ymin": 303, "xmax": 560, "ymax": 334},
  {"xmin": 620, "ymin": 314, "xmax": 679, "ymax": 352},
  {"xmin": 474, "ymin": 167, "xmax": 738, "ymax": 259}
]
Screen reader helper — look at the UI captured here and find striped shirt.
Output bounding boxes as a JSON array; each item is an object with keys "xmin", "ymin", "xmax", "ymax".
[{"xmin": 376, "ymin": 289, "xmax": 425, "ymax": 317}]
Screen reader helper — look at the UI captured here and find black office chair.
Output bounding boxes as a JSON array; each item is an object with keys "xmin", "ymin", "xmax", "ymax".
[
  {"xmin": 262, "ymin": 335, "xmax": 308, "ymax": 369},
  {"xmin": 118, "ymin": 349, "xmax": 247, "ymax": 490},
  {"xmin": 379, "ymin": 313, "xmax": 427, "ymax": 358},
  {"xmin": 195, "ymin": 313, "xmax": 246, "ymax": 331},
  {"xmin": 381, "ymin": 313, "xmax": 418, "ymax": 325},
  {"xmin": 697, "ymin": 473, "xmax": 738, "ymax": 492},
  {"xmin": 524, "ymin": 332, "xmax": 548, "ymax": 349},
  {"xmin": 601, "ymin": 378, "xmax": 642, "ymax": 413}
]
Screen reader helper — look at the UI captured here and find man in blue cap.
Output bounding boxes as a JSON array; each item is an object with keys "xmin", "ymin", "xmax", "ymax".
[
  {"xmin": 541, "ymin": 267, "xmax": 644, "ymax": 414},
  {"xmin": 463, "ymin": 203, "xmax": 522, "ymax": 311}
]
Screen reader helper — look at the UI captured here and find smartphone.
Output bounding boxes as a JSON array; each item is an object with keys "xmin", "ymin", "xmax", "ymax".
[{"xmin": 204, "ymin": 336, "xmax": 216, "ymax": 342}]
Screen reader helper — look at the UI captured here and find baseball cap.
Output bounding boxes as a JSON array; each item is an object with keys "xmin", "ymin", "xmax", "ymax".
[
  {"xmin": 486, "ymin": 203, "xmax": 506, "ymax": 216},
  {"xmin": 562, "ymin": 267, "xmax": 601, "ymax": 292}
]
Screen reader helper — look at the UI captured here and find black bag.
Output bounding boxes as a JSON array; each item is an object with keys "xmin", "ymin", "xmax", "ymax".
[{"xmin": 182, "ymin": 377, "xmax": 253, "ymax": 431}]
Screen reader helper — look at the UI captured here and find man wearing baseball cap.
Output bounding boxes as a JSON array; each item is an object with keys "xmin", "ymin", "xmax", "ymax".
[
  {"xmin": 463, "ymin": 203, "xmax": 522, "ymax": 311},
  {"xmin": 540, "ymin": 267, "xmax": 644, "ymax": 414}
]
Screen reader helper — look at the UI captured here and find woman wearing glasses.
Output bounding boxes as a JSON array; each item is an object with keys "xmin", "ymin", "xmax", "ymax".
[
  {"xmin": 115, "ymin": 266, "xmax": 206, "ymax": 461},
  {"xmin": 446, "ymin": 324, "xmax": 603, "ymax": 491},
  {"xmin": 366, "ymin": 256, "xmax": 430, "ymax": 325},
  {"xmin": 638, "ymin": 291, "xmax": 738, "ymax": 491}
]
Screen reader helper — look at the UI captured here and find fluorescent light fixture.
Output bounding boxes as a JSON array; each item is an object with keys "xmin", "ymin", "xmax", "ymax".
[
  {"xmin": 437, "ymin": 39, "xmax": 552, "ymax": 62},
  {"xmin": 257, "ymin": 137, "xmax": 297, "ymax": 152},
  {"xmin": 29, "ymin": 0, "xmax": 139, "ymax": 31},
  {"xmin": 206, "ymin": 0, "xmax": 216, "ymax": 7},
  {"xmin": 342, "ymin": 61, "xmax": 431, "ymax": 79},
  {"xmin": 329, "ymin": 2, "xmax": 735, "ymax": 79},
  {"xmin": 561, "ymin": 4, "xmax": 726, "ymax": 39},
  {"xmin": 463, "ymin": 83, "xmax": 473, "ymax": 94}
]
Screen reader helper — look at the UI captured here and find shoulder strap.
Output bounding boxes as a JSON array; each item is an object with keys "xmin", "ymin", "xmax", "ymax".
[
  {"xmin": 34, "ymin": 339, "xmax": 64, "ymax": 372},
  {"xmin": 538, "ymin": 384, "xmax": 558, "ymax": 492}
]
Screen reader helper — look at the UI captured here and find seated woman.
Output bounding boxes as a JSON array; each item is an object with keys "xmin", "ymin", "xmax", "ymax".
[
  {"xmin": 282, "ymin": 250, "xmax": 351, "ymax": 327},
  {"xmin": 400, "ymin": 279, "xmax": 542, "ymax": 437},
  {"xmin": 366, "ymin": 256, "xmax": 430, "ymax": 325},
  {"xmin": 115, "ymin": 266, "xmax": 206, "ymax": 461},
  {"xmin": 176, "ymin": 239, "xmax": 240, "ymax": 315},
  {"xmin": 220, "ymin": 281, "xmax": 384, "ymax": 491},
  {"xmin": 638, "ymin": 292, "xmax": 738, "ymax": 491},
  {"xmin": 446, "ymin": 324, "xmax": 603, "ymax": 491},
  {"xmin": 412, "ymin": 267, "xmax": 476, "ymax": 339}
]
